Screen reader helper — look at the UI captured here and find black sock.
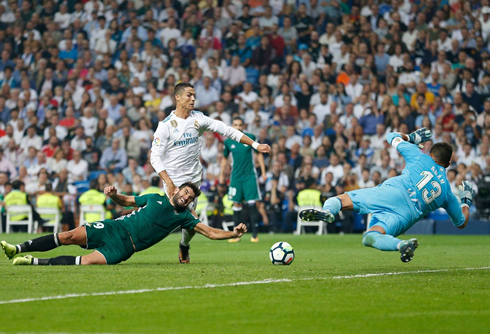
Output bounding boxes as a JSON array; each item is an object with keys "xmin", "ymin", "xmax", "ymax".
[
  {"xmin": 34, "ymin": 256, "xmax": 80, "ymax": 266},
  {"xmin": 232, "ymin": 208, "xmax": 242, "ymax": 228},
  {"xmin": 18, "ymin": 234, "xmax": 60, "ymax": 253},
  {"xmin": 248, "ymin": 203, "xmax": 260, "ymax": 238}
]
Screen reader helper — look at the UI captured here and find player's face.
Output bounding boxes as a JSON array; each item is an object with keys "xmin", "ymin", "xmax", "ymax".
[
  {"xmin": 176, "ymin": 88, "xmax": 196, "ymax": 110},
  {"xmin": 173, "ymin": 187, "xmax": 196, "ymax": 211},
  {"xmin": 232, "ymin": 120, "xmax": 244, "ymax": 131}
]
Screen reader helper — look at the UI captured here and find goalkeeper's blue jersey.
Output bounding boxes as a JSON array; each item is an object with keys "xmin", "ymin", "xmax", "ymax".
[{"xmin": 382, "ymin": 133, "xmax": 465, "ymax": 227}]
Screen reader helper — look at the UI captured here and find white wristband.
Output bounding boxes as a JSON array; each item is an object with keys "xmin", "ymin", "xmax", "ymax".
[{"xmin": 252, "ymin": 142, "xmax": 260, "ymax": 150}]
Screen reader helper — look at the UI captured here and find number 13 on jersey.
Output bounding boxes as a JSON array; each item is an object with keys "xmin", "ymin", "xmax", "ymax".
[{"xmin": 416, "ymin": 171, "xmax": 442, "ymax": 205}]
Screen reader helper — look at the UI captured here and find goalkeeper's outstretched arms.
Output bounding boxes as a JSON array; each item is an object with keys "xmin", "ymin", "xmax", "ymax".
[
  {"xmin": 444, "ymin": 180, "xmax": 474, "ymax": 229},
  {"xmin": 386, "ymin": 128, "xmax": 432, "ymax": 164},
  {"xmin": 457, "ymin": 181, "xmax": 474, "ymax": 229},
  {"xmin": 386, "ymin": 127, "xmax": 433, "ymax": 148}
]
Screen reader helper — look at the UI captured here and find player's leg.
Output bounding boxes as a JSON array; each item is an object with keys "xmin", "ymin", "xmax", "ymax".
[
  {"xmin": 247, "ymin": 201, "xmax": 261, "ymax": 242},
  {"xmin": 243, "ymin": 177, "xmax": 262, "ymax": 242},
  {"xmin": 362, "ymin": 215, "xmax": 419, "ymax": 262},
  {"xmin": 1, "ymin": 226, "xmax": 87, "ymax": 260},
  {"xmin": 14, "ymin": 250, "xmax": 108, "ymax": 266},
  {"xmin": 179, "ymin": 228, "xmax": 195, "ymax": 263},
  {"xmin": 227, "ymin": 181, "xmax": 244, "ymax": 242},
  {"xmin": 179, "ymin": 182, "xmax": 201, "ymax": 263},
  {"xmin": 9, "ymin": 226, "xmax": 91, "ymax": 266},
  {"xmin": 300, "ymin": 193, "xmax": 353, "ymax": 223}
]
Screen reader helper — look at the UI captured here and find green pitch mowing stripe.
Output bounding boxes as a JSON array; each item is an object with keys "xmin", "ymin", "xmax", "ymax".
[
  {"xmin": 1, "ymin": 266, "xmax": 489, "ymax": 305},
  {"xmin": 1, "ymin": 233, "xmax": 489, "ymax": 334}
]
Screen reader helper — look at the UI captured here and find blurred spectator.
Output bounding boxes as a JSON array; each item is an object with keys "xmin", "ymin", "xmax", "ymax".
[
  {"xmin": 66, "ymin": 150, "xmax": 88, "ymax": 183},
  {"xmin": 99, "ymin": 138, "xmax": 127, "ymax": 173},
  {"xmin": 0, "ymin": 148, "xmax": 16, "ymax": 178}
]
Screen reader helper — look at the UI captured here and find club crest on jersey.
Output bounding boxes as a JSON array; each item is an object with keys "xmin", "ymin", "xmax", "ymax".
[
  {"xmin": 194, "ymin": 121, "xmax": 200, "ymax": 129},
  {"xmin": 170, "ymin": 120, "xmax": 178, "ymax": 128},
  {"xmin": 231, "ymin": 144, "xmax": 235, "ymax": 149}
]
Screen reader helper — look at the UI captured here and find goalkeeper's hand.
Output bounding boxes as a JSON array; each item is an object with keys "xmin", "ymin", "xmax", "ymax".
[
  {"xmin": 458, "ymin": 181, "xmax": 475, "ymax": 207},
  {"xmin": 408, "ymin": 127, "xmax": 432, "ymax": 148}
]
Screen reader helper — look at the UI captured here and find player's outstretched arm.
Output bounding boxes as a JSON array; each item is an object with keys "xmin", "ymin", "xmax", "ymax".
[
  {"xmin": 387, "ymin": 128, "xmax": 432, "ymax": 148},
  {"xmin": 193, "ymin": 222, "xmax": 248, "ymax": 240},
  {"xmin": 239, "ymin": 135, "xmax": 271, "ymax": 153},
  {"xmin": 104, "ymin": 186, "xmax": 137, "ymax": 207},
  {"xmin": 202, "ymin": 115, "xmax": 271, "ymax": 153}
]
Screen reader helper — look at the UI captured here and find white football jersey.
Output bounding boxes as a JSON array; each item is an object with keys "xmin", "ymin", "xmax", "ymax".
[{"xmin": 150, "ymin": 110, "xmax": 244, "ymax": 188}]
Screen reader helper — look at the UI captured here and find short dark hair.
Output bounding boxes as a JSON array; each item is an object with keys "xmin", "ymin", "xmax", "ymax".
[
  {"xmin": 45, "ymin": 183, "xmax": 53, "ymax": 192},
  {"xmin": 11, "ymin": 180, "xmax": 24, "ymax": 190},
  {"xmin": 151, "ymin": 176, "xmax": 160, "ymax": 187},
  {"xmin": 180, "ymin": 182, "xmax": 201, "ymax": 198},
  {"xmin": 90, "ymin": 179, "xmax": 98, "ymax": 190},
  {"xmin": 232, "ymin": 116, "xmax": 244, "ymax": 124},
  {"xmin": 430, "ymin": 142, "xmax": 453, "ymax": 167},
  {"xmin": 174, "ymin": 82, "xmax": 194, "ymax": 96}
]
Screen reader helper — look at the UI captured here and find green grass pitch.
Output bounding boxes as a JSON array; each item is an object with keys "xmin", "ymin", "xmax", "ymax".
[{"xmin": 1, "ymin": 233, "xmax": 490, "ymax": 333}]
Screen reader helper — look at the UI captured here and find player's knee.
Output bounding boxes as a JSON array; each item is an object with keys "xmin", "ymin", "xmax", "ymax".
[
  {"xmin": 362, "ymin": 232, "xmax": 378, "ymax": 247},
  {"xmin": 58, "ymin": 231, "xmax": 75, "ymax": 245},
  {"xmin": 81, "ymin": 253, "xmax": 107, "ymax": 265}
]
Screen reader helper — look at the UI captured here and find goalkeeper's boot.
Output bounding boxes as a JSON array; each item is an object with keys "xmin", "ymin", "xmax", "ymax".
[
  {"xmin": 1, "ymin": 241, "xmax": 18, "ymax": 260},
  {"xmin": 399, "ymin": 238, "xmax": 419, "ymax": 263},
  {"xmin": 299, "ymin": 209, "xmax": 335, "ymax": 223},
  {"xmin": 178, "ymin": 243, "xmax": 190, "ymax": 264},
  {"xmin": 228, "ymin": 238, "xmax": 241, "ymax": 243},
  {"xmin": 13, "ymin": 255, "xmax": 33, "ymax": 266}
]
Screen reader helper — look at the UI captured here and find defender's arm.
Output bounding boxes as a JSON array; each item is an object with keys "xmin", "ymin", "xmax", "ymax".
[
  {"xmin": 104, "ymin": 186, "xmax": 137, "ymax": 207},
  {"xmin": 193, "ymin": 222, "xmax": 247, "ymax": 240}
]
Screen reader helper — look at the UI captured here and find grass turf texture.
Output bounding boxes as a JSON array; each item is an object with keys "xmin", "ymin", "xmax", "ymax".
[{"xmin": 1, "ymin": 233, "xmax": 489, "ymax": 333}]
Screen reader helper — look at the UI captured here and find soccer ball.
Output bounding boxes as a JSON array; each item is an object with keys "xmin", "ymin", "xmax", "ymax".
[{"xmin": 269, "ymin": 242, "xmax": 295, "ymax": 265}]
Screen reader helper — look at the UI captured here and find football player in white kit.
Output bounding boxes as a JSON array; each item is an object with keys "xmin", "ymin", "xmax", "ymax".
[{"xmin": 150, "ymin": 83, "xmax": 271, "ymax": 263}]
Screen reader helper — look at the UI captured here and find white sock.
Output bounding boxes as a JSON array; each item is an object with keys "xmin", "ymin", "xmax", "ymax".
[{"xmin": 180, "ymin": 229, "xmax": 194, "ymax": 247}]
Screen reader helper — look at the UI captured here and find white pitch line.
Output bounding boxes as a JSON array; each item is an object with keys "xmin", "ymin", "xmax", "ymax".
[{"xmin": 1, "ymin": 267, "xmax": 489, "ymax": 305}]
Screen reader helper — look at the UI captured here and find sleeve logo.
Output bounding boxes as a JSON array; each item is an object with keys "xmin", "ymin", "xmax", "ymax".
[{"xmin": 153, "ymin": 137, "xmax": 161, "ymax": 146}]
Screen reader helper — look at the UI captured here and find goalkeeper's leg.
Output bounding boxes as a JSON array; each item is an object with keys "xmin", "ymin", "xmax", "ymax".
[
  {"xmin": 362, "ymin": 220, "xmax": 418, "ymax": 263},
  {"xmin": 300, "ymin": 194, "xmax": 353, "ymax": 223}
]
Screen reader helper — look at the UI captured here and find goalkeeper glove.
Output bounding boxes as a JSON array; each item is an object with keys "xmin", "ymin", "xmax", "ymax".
[
  {"xmin": 408, "ymin": 127, "xmax": 432, "ymax": 148},
  {"xmin": 458, "ymin": 181, "xmax": 475, "ymax": 207}
]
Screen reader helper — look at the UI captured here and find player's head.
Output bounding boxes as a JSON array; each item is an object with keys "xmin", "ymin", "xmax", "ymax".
[
  {"xmin": 172, "ymin": 182, "xmax": 201, "ymax": 211},
  {"xmin": 429, "ymin": 142, "xmax": 453, "ymax": 168},
  {"xmin": 174, "ymin": 82, "xmax": 195, "ymax": 110},
  {"xmin": 231, "ymin": 117, "xmax": 244, "ymax": 131},
  {"xmin": 151, "ymin": 176, "xmax": 160, "ymax": 187}
]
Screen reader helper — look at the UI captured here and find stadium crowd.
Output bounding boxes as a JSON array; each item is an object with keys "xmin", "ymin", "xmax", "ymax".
[{"xmin": 0, "ymin": 0, "xmax": 489, "ymax": 233}]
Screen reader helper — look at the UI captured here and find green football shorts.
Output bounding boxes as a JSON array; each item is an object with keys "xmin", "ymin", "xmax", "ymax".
[
  {"xmin": 83, "ymin": 219, "xmax": 135, "ymax": 265},
  {"xmin": 228, "ymin": 177, "xmax": 261, "ymax": 203}
]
